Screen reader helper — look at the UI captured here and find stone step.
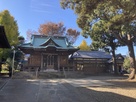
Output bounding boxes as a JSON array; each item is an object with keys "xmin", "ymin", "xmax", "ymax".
[
  {"xmin": 42, "ymin": 69, "xmax": 58, "ymax": 72},
  {"xmin": 38, "ymin": 71, "xmax": 64, "ymax": 78},
  {"xmin": 38, "ymin": 71, "xmax": 85, "ymax": 78}
]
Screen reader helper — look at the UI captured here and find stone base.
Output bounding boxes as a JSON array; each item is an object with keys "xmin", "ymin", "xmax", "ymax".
[{"xmin": 43, "ymin": 69, "xmax": 58, "ymax": 72}]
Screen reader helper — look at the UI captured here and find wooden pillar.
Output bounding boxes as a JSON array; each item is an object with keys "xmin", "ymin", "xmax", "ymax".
[
  {"xmin": 58, "ymin": 55, "xmax": 60, "ymax": 71},
  {"xmin": 41, "ymin": 53, "xmax": 43, "ymax": 71}
]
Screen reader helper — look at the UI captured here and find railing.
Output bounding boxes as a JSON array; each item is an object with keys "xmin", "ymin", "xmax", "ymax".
[
  {"xmin": 62, "ymin": 67, "xmax": 67, "ymax": 78},
  {"xmin": 60, "ymin": 65, "xmax": 75, "ymax": 78},
  {"xmin": 22, "ymin": 65, "xmax": 40, "ymax": 78},
  {"xmin": 60, "ymin": 65, "xmax": 75, "ymax": 71}
]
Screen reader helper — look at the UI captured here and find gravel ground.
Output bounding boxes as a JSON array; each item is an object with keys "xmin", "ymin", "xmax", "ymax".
[{"xmin": 78, "ymin": 75, "xmax": 136, "ymax": 102}]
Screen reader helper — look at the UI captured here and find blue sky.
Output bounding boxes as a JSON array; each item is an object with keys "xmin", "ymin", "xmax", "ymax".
[{"xmin": 0, "ymin": 0, "xmax": 135, "ymax": 55}]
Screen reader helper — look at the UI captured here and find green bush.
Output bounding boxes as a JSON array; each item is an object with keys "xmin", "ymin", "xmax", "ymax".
[{"xmin": 123, "ymin": 57, "xmax": 130, "ymax": 70}]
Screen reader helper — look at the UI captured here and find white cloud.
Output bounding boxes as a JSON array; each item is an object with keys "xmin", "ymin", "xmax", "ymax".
[
  {"xmin": 30, "ymin": 0, "xmax": 55, "ymax": 13},
  {"xmin": 32, "ymin": 9, "xmax": 51, "ymax": 13},
  {"xmin": 40, "ymin": 3, "xmax": 53, "ymax": 7}
]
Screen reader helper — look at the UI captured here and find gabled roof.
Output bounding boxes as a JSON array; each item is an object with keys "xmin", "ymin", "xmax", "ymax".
[
  {"xmin": 115, "ymin": 54, "xmax": 125, "ymax": 59},
  {"xmin": 0, "ymin": 26, "xmax": 11, "ymax": 48},
  {"xmin": 108, "ymin": 54, "xmax": 125, "ymax": 63},
  {"xmin": 72, "ymin": 51, "xmax": 112, "ymax": 59},
  {"xmin": 19, "ymin": 35, "xmax": 79, "ymax": 52},
  {"xmin": 40, "ymin": 37, "xmax": 61, "ymax": 47}
]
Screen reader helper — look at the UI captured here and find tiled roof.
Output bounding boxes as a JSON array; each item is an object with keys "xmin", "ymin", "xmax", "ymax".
[
  {"xmin": 72, "ymin": 51, "xmax": 112, "ymax": 59},
  {"xmin": 108, "ymin": 54, "xmax": 125, "ymax": 63},
  {"xmin": 19, "ymin": 35, "xmax": 78, "ymax": 50}
]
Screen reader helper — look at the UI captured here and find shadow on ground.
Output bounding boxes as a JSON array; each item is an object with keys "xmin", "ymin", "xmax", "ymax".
[
  {"xmin": 0, "ymin": 75, "xmax": 136, "ymax": 102},
  {"xmin": 105, "ymin": 79, "xmax": 136, "ymax": 89},
  {"xmin": 61, "ymin": 81, "xmax": 136, "ymax": 102},
  {"xmin": 77, "ymin": 86, "xmax": 136, "ymax": 102}
]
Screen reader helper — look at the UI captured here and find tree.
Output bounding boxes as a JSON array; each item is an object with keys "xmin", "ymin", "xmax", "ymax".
[
  {"xmin": 79, "ymin": 40, "xmax": 90, "ymax": 51},
  {"xmin": 26, "ymin": 29, "xmax": 38, "ymax": 42},
  {"xmin": 18, "ymin": 36, "xmax": 25, "ymax": 44},
  {"xmin": 27, "ymin": 22, "xmax": 80, "ymax": 44},
  {"xmin": 66, "ymin": 28, "xmax": 80, "ymax": 44},
  {"xmin": 90, "ymin": 20, "xmax": 124, "ymax": 74},
  {"xmin": 0, "ymin": 10, "xmax": 19, "ymax": 60},
  {"xmin": 123, "ymin": 56, "xmax": 130, "ymax": 71},
  {"xmin": 38, "ymin": 22, "xmax": 66, "ymax": 36},
  {"xmin": 0, "ymin": 10, "xmax": 19, "ymax": 46},
  {"xmin": 60, "ymin": 0, "xmax": 136, "ymax": 79}
]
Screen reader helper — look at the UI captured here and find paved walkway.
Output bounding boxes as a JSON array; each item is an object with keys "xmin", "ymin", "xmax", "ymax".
[
  {"xmin": 0, "ymin": 76, "xmax": 136, "ymax": 102},
  {"xmin": 0, "ymin": 77, "xmax": 9, "ymax": 90}
]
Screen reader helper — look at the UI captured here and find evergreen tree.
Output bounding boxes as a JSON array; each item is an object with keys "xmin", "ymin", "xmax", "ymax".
[
  {"xmin": 90, "ymin": 20, "xmax": 122, "ymax": 74},
  {"xmin": 0, "ymin": 10, "xmax": 19, "ymax": 60},
  {"xmin": 60, "ymin": 0, "xmax": 136, "ymax": 79},
  {"xmin": 0, "ymin": 10, "xmax": 19, "ymax": 46}
]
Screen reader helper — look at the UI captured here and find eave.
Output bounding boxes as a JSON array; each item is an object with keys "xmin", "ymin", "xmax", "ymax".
[
  {"xmin": 19, "ymin": 46, "xmax": 79, "ymax": 54},
  {"xmin": 0, "ymin": 26, "xmax": 11, "ymax": 48}
]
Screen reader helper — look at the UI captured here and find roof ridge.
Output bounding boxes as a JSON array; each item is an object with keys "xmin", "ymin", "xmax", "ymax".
[
  {"xmin": 32, "ymin": 34, "xmax": 67, "ymax": 38},
  {"xmin": 40, "ymin": 37, "xmax": 61, "ymax": 47}
]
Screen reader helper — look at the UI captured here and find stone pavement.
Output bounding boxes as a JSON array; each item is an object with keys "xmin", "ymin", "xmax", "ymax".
[
  {"xmin": 0, "ymin": 77, "xmax": 10, "ymax": 90},
  {"xmin": 0, "ymin": 76, "xmax": 136, "ymax": 102}
]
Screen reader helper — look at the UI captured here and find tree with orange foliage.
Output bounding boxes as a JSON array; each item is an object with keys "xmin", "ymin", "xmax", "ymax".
[
  {"xmin": 66, "ymin": 28, "xmax": 80, "ymax": 44},
  {"xmin": 26, "ymin": 22, "xmax": 80, "ymax": 44},
  {"xmin": 38, "ymin": 22, "xmax": 66, "ymax": 36}
]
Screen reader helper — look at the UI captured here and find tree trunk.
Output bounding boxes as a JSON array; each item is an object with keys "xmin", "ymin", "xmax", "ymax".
[
  {"xmin": 111, "ymin": 49, "xmax": 118, "ymax": 75},
  {"xmin": 127, "ymin": 35, "xmax": 136, "ymax": 80}
]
